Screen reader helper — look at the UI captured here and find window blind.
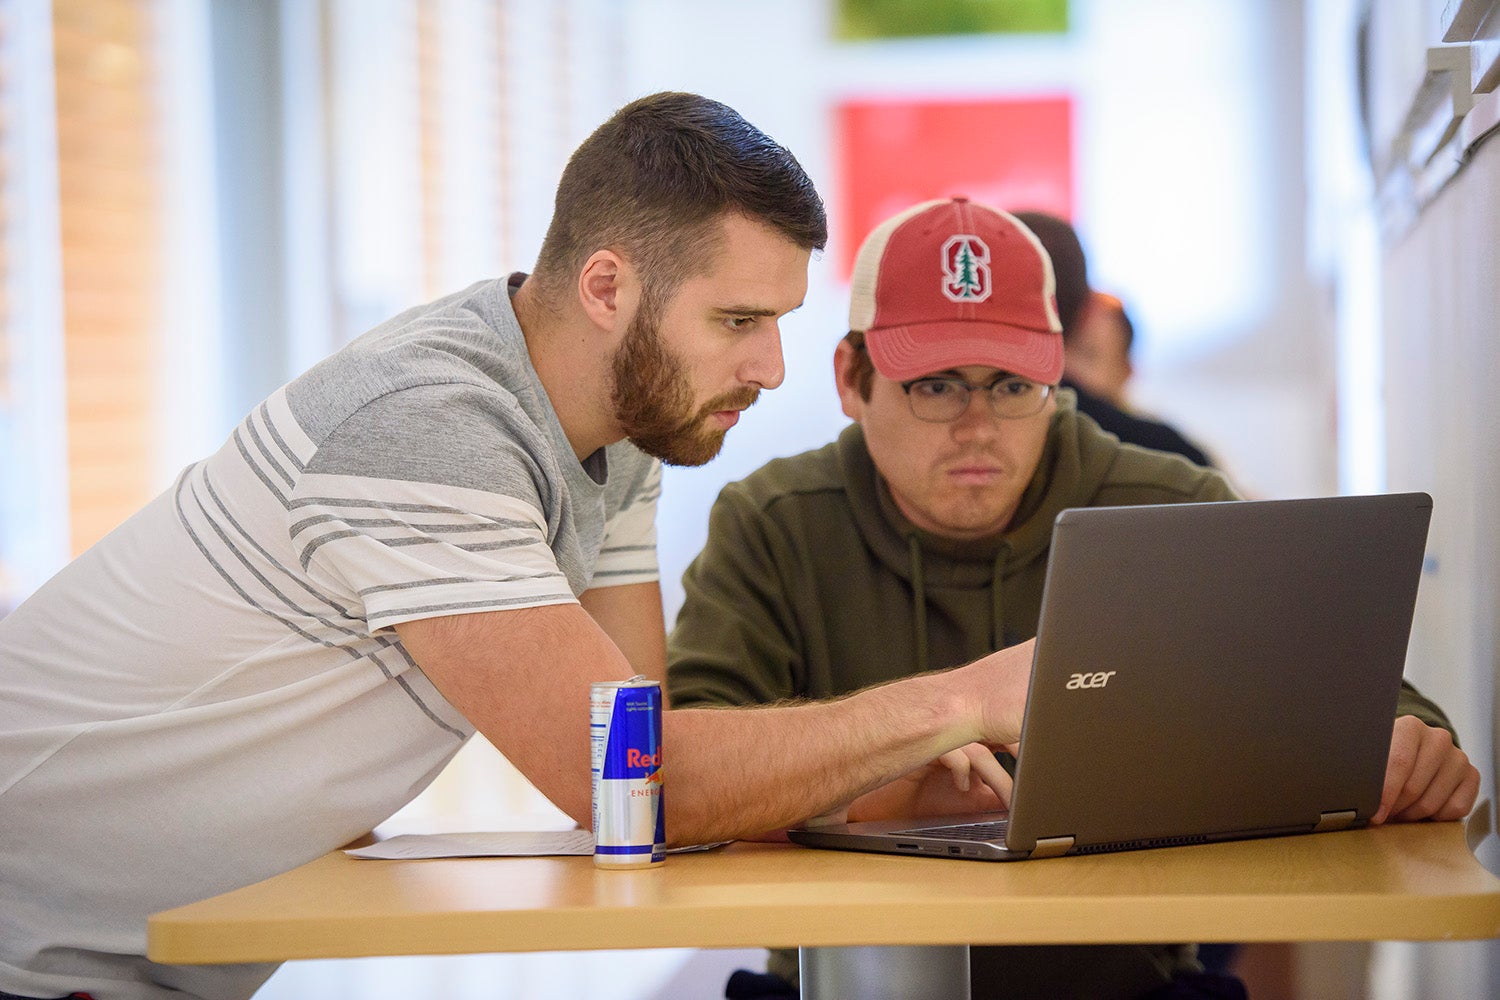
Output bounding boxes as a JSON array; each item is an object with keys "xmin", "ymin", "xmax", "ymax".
[{"xmin": 52, "ymin": 0, "xmax": 160, "ymax": 554}]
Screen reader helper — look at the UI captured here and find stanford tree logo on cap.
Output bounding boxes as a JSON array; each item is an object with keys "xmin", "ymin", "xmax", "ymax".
[{"xmin": 942, "ymin": 234, "xmax": 991, "ymax": 303}]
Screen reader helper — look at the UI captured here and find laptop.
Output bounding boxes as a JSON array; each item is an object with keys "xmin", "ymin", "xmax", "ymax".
[{"xmin": 788, "ymin": 492, "xmax": 1433, "ymax": 861}]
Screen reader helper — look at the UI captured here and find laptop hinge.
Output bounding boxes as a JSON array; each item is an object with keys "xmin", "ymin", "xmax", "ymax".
[
  {"xmin": 1313, "ymin": 809, "xmax": 1358, "ymax": 833},
  {"xmin": 1030, "ymin": 836, "xmax": 1075, "ymax": 859}
]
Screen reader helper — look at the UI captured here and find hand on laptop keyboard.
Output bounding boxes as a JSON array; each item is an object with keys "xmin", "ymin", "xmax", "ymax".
[{"xmin": 848, "ymin": 742, "xmax": 1012, "ymax": 823}]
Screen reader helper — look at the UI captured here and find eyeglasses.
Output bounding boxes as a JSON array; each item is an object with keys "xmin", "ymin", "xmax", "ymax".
[{"xmin": 899, "ymin": 374, "xmax": 1054, "ymax": 423}]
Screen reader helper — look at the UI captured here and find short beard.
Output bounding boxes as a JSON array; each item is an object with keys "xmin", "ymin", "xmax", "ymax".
[{"xmin": 610, "ymin": 298, "xmax": 759, "ymax": 467}]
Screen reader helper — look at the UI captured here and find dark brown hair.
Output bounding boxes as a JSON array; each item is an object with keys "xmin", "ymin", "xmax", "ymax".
[
  {"xmin": 1011, "ymin": 210, "xmax": 1090, "ymax": 336},
  {"xmin": 533, "ymin": 92, "xmax": 827, "ymax": 307}
]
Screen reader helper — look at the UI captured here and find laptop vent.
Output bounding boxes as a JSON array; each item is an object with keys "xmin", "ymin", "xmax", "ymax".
[{"xmin": 1072, "ymin": 833, "xmax": 1209, "ymax": 855}]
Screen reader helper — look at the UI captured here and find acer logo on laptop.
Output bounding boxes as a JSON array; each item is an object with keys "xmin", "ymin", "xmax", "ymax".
[{"xmin": 1066, "ymin": 671, "xmax": 1116, "ymax": 690}]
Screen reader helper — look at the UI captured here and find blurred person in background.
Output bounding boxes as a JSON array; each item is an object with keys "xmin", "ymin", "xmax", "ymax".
[
  {"xmin": 1011, "ymin": 211, "xmax": 1213, "ymax": 468},
  {"xmin": 1067, "ymin": 290, "xmax": 1135, "ymax": 407},
  {"xmin": 667, "ymin": 197, "xmax": 1477, "ymax": 1000}
]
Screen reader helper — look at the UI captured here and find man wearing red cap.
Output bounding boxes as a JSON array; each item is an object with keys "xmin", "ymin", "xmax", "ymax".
[{"xmin": 667, "ymin": 198, "xmax": 1476, "ymax": 1000}]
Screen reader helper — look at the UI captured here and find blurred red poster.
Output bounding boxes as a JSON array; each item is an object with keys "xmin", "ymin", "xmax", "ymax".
[{"xmin": 835, "ymin": 97, "xmax": 1073, "ymax": 278}]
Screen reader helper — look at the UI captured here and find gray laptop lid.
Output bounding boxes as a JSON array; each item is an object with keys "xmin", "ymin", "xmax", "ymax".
[{"xmin": 789, "ymin": 492, "xmax": 1433, "ymax": 861}]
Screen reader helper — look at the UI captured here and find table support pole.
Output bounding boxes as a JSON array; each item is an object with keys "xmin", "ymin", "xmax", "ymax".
[{"xmin": 800, "ymin": 945, "xmax": 971, "ymax": 1000}]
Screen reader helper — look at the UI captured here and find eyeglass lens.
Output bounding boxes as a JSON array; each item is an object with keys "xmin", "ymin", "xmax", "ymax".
[{"xmin": 904, "ymin": 377, "xmax": 1050, "ymax": 422}]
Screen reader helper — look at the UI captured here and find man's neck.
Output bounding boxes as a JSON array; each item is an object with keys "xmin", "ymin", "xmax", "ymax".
[{"xmin": 511, "ymin": 277, "xmax": 621, "ymax": 461}]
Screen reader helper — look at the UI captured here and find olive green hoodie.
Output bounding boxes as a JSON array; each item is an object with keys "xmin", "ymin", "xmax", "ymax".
[{"xmin": 667, "ymin": 394, "xmax": 1454, "ymax": 998}]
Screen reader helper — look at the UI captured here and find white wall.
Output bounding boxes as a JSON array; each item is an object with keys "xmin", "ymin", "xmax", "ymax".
[
  {"xmin": 1373, "ymin": 133, "xmax": 1500, "ymax": 1000},
  {"xmin": 1318, "ymin": 0, "xmax": 1500, "ymax": 997}
]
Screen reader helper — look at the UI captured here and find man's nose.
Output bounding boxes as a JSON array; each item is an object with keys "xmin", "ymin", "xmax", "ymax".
[
  {"xmin": 742, "ymin": 324, "xmax": 785, "ymax": 390},
  {"xmin": 949, "ymin": 389, "xmax": 1000, "ymax": 438}
]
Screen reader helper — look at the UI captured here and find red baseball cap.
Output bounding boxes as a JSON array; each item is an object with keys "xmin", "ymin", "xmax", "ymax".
[{"xmin": 849, "ymin": 197, "xmax": 1064, "ymax": 384}]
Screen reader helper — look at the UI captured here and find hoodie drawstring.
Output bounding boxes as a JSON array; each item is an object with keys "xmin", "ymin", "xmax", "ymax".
[
  {"xmin": 907, "ymin": 533, "xmax": 929, "ymax": 675},
  {"xmin": 909, "ymin": 533, "xmax": 1011, "ymax": 672},
  {"xmin": 990, "ymin": 548, "xmax": 1007, "ymax": 651}
]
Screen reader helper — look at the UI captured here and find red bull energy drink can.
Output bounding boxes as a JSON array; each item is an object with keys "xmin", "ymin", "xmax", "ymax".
[{"xmin": 590, "ymin": 676, "xmax": 665, "ymax": 869}]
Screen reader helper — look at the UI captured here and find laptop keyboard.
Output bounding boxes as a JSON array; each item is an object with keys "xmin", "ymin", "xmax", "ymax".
[{"xmin": 893, "ymin": 819, "xmax": 1009, "ymax": 841}]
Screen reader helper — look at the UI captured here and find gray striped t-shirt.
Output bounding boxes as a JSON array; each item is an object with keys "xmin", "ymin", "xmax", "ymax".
[
  {"xmin": 0, "ymin": 276, "xmax": 660, "ymax": 1000},
  {"xmin": 284, "ymin": 274, "xmax": 660, "ymax": 625}
]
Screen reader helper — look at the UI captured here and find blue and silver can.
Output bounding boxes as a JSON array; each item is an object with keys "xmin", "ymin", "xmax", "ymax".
[{"xmin": 590, "ymin": 676, "xmax": 665, "ymax": 868}]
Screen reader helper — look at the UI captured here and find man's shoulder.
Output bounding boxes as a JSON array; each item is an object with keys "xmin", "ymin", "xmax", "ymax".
[
  {"xmin": 286, "ymin": 280, "xmax": 528, "ymax": 444},
  {"xmin": 1092, "ymin": 437, "xmax": 1238, "ymax": 504},
  {"xmin": 1068, "ymin": 381, "xmax": 1212, "ymax": 467},
  {"xmin": 719, "ymin": 437, "xmax": 849, "ymax": 513}
]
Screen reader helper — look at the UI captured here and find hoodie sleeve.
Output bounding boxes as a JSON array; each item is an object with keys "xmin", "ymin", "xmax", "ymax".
[
  {"xmin": 1395, "ymin": 680, "xmax": 1461, "ymax": 742},
  {"xmin": 667, "ymin": 482, "xmax": 806, "ymax": 709}
]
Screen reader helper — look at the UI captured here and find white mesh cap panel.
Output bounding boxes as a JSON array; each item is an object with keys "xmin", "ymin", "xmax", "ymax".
[{"xmin": 847, "ymin": 198, "xmax": 951, "ymax": 332}]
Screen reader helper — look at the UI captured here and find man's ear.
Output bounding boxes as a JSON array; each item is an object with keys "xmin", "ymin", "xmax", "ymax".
[
  {"xmin": 577, "ymin": 250, "xmax": 639, "ymax": 334},
  {"xmin": 833, "ymin": 339, "xmax": 865, "ymax": 421}
]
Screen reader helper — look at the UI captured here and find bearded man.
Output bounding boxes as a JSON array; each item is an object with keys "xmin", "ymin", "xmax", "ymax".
[{"xmin": 1, "ymin": 94, "xmax": 1046, "ymax": 1000}]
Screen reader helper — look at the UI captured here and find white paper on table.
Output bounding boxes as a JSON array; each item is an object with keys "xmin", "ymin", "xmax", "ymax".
[
  {"xmin": 345, "ymin": 831, "xmax": 594, "ymax": 859},
  {"xmin": 344, "ymin": 831, "xmax": 729, "ymax": 860}
]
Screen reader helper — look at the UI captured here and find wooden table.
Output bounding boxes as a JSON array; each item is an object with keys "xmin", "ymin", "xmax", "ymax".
[{"xmin": 149, "ymin": 817, "xmax": 1500, "ymax": 999}]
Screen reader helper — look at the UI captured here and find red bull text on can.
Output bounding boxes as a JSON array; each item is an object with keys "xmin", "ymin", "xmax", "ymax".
[{"xmin": 590, "ymin": 676, "xmax": 665, "ymax": 868}]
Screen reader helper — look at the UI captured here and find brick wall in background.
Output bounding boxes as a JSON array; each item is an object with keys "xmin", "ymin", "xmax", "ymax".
[{"xmin": 53, "ymin": 0, "xmax": 160, "ymax": 555}]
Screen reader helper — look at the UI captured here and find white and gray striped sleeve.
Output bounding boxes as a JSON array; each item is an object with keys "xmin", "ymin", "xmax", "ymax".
[
  {"xmin": 589, "ymin": 458, "xmax": 661, "ymax": 589},
  {"xmin": 289, "ymin": 472, "xmax": 575, "ymax": 633},
  {"xmin": 286, "ymin": 383, "xmax": 578, "ymax": 632}
]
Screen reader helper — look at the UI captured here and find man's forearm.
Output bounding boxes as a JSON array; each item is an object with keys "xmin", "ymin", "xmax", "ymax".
[
  {"xmin": 397, "ymin": 603, "xmax": 1029, "ymax": 847},
  {"xmin": 662, "ymin": 676, "xmax": 965, "ymax": 843}
]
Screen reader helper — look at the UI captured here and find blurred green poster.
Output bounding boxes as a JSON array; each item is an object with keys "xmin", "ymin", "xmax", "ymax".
[{"xmin": 838, "ymin": 0, "xmax": 1068, "ymax": 39}]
